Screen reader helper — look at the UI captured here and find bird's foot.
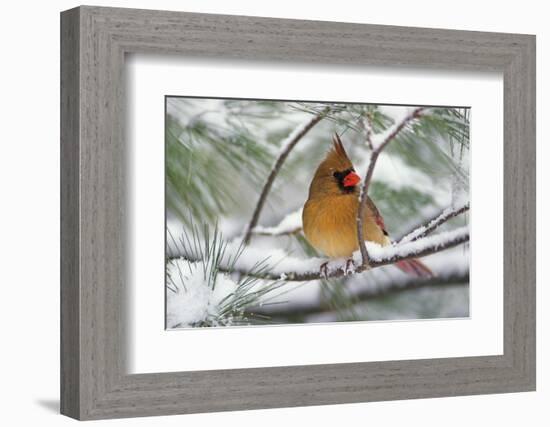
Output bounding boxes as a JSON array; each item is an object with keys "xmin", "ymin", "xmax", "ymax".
[
  {"xmin": 345, "ymin": 258, "xmax": 356, "ymax": 275},
  {"xmin": 319, "ymin": 261, "xmax": 329, "ymax": 279}
]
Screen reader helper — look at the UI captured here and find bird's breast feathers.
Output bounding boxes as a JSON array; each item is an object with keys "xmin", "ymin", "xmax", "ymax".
[{"xmin": 302, "ymin": 195, "xmax": 388, "ymax": 258}]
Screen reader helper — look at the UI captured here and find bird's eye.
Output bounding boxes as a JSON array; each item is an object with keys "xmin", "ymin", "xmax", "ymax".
[{"xmin": 332, "ymin": 171, "xmax": 338, "ymax": 178}]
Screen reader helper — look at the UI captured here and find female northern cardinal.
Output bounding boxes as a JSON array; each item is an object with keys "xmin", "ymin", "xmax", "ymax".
[{"xmin": 302, "ymin": 134, "xmax": 432, "ymax": 277}]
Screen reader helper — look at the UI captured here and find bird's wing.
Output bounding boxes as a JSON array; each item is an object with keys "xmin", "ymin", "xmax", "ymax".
[
  {"xmin": 366, "ymin": 196, "xmax": 434, "ymax": 277},
  {"xmin": 366, "ymin": 196, "xmax": 388, "ymax": 236}
]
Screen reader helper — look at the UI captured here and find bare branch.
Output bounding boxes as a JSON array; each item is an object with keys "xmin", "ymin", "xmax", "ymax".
[
  {"xmin": 356, "ymin": 107, "xmax": 426, "ymax": 266},
  {"xmin": 242, "ymin": 108, "xmax": 330, "ymax": 245},
  {"xmin": 249, "ymin": 272, "xmax": 468, "ymax": 318},
  {"xmin": 397, "ymin": 202, "xmax": 470, "ymax": 244}
]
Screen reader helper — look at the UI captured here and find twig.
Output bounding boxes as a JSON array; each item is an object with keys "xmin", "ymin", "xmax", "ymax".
[
  {"xmin": 251, "ymin": 227, "xmax": 302, "ymax": 237},
  {"xmin": 363, "ymin": 111, "xmax": 374, "ymax": 150},
  {"xmin": 242, "ymin": 107, "xmax": 330, "ymax": 245},
  {"xmin": 356, "ymin": 107, "xmax": 426, "ymax": 266},
  {"xmin": 249, "ymin": 272, "xmax": 469, "ymax": 318},
  {"xmin": 397, "ymin": 202, "xmax": 470, "ymax": 244}
]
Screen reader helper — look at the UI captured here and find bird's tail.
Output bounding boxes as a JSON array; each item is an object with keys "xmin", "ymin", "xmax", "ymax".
[
  {"xmin": 395, "ymin": 259, "xmax": 433, "ymax": 278},
  {"xmin": 380, "ymin": 236, "xmax": 433, "ymax": 277}
]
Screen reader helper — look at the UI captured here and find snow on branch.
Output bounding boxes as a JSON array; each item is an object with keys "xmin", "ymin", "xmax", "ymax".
[
  {"xmin": 175, "ymin": 225, "xmax": 469, "ymax": 282},
  {"xmin": 251, "ymin": 208, "xmax": 303, "ymax": 237},
  {"xmin": 242, "ymin": 107, "xmax": 330, "ymax": 245},
  {"xmin": 356, "ymin": 107, "xmax": 426, "ymax": 266},
  {"xmin": 397, "ymin": 202, "xmax": 470, "ymax": 244}
]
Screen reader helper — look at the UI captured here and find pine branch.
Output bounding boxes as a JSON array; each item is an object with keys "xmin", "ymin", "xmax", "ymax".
[
  {"xmin": 242, "ymin": 107, "xmax": 330, "ymax": 245},
  {"xmin": 356, "ymin": 107, "xmax": 426, "ymax": 266},
  {"xmin": 397, "ymin": 202, "xmax": 470, "ymax": 244}
]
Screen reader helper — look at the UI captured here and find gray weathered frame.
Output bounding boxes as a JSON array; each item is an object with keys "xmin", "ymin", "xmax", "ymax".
[{"xmin": 60, "ymin": 5, "xmax": 536, "ymax": 420}]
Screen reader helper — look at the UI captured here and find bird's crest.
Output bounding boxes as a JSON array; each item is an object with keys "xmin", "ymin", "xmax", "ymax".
[
  {"xmin": 324, "ymin": 133, "xmax": 354, "ymax": 171},
  {"xmin": 307, "ymin": 133, "xmax": 358, "ymax": 198}
]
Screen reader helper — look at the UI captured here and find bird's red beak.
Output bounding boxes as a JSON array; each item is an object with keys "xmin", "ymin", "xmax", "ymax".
[{"xmin": 343, "ymin": 171, "xmax": 361, "ymax": 187}]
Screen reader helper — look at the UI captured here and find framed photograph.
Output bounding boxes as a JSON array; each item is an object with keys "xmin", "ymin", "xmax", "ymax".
[
  {"xmin": 61, "ymin": 6, "xmax": 536, "ymax": 420},
  {"xmin": 164, "ymin": 97, "xmax": 470, "ymax": 330}
]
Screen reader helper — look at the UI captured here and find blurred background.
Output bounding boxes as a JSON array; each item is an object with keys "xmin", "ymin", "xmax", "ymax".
[{"xmin": 165, "ymin": 97, "xmax": 470, "ymax": 328}]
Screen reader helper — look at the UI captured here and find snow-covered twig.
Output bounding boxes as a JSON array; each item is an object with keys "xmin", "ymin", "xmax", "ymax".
[
  {"xmin": 356, "ymin": 107, "xmax": 426, "ymax": 266},
  {"xmin": 249, "ymin": 199, "xmax": 468, "ymax": 242},
  {"xmin": 176, "ymin": 226, "xmax": 469, "ymax": 282},
  {"xmin": 242, "ymin": 108, "xmax": 330, "ymax": 245},
  {"xmin": 397, "ymin": 202, "xmax": 470, "ymax": 244},
  {"xmin": 251, "ymin": 208, "xmax": 303, "ymax": 237}
]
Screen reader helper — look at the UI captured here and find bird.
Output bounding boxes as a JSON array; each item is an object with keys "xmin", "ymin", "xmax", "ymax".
[{"xmin": 302, "ymin": 133, "xmax": 432, "ymax": 277}]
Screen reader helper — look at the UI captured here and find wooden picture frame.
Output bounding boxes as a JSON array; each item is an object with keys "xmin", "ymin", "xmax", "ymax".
[{"xmin": 60, "ymin": 5, "xmax": 536, "ymax": 420}]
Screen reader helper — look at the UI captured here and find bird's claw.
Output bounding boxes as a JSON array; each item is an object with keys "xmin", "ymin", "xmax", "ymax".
[
  {"xmin": 345, "ymin": 258, "xmax": 355, "ymax": 275},
  {"xmin": 319, "ymin": 261, "xmax": 329, "ymax": 279}
]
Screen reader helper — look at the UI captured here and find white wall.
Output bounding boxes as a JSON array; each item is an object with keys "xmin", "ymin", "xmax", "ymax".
[{"xmin": 0, "ymin": 0, "xmax": 546, "ymax": 425}]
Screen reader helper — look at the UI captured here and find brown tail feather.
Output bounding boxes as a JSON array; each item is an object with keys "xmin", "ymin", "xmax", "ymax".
[{"xmin": 395, "ymin": 259, "xmax": 433, "ymax": 278}]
